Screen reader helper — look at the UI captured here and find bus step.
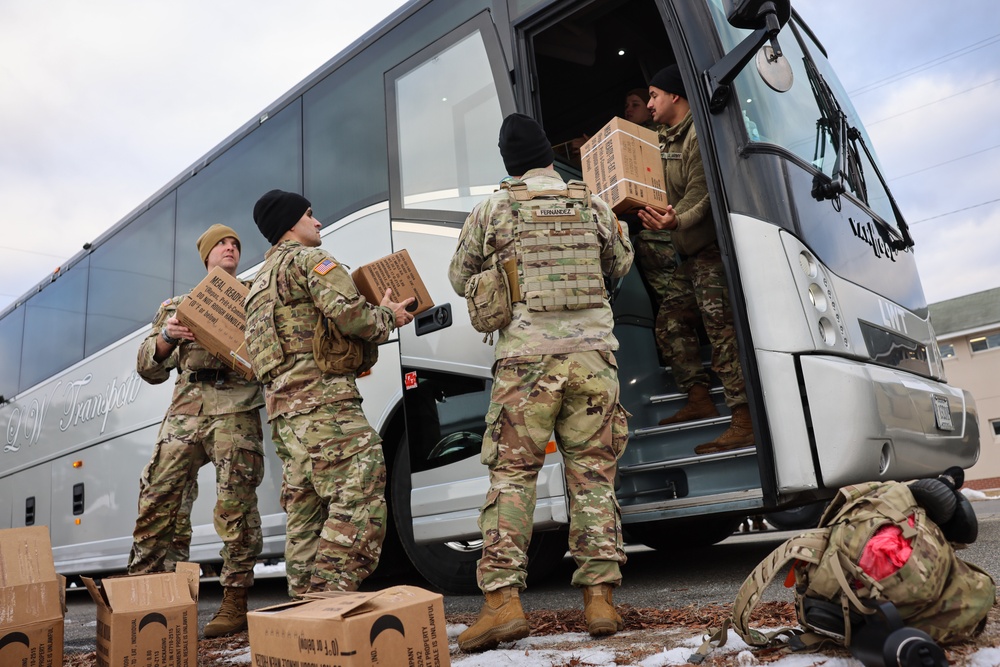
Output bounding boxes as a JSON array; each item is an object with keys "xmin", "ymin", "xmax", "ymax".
[
  {"xmin": 617, "ymin": 445, "xmax": 757, "ymax": 475},
  {"xmin": 632, "ymin": 414, "xmax": 731, "ymax": 439},
  {"xmin": 648, "ymin": 386, "xmax": 725, "ymax": 405}
]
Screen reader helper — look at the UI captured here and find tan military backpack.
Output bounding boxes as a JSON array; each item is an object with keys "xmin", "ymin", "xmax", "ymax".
[{"xmin": 692, "ymin": 480, "xmax": 994, "ymax": 663}]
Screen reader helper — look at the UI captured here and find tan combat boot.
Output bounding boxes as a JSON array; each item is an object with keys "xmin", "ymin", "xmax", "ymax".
[
  {"xmin": 694, "ymin": 404, "xmax": 754, "ymax": 454},
  {"xmin": 583, "ymin": 584, "xmax": 624, "ymax": 637},
  {"xmin": 457, "ymin": 587, "xmax": 530, "ymax": 652},
  {"xmin": 203, "ymin": 586, "xmax": 249, "ymax": 638},
  {"xmin": 659, "ymin": 384, "xmax": 720, "ymax": 426}
]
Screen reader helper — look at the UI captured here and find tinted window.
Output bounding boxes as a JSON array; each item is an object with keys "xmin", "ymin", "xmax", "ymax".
[
  {"xmin": 21, "ymin": 259, "xmax": 88, "ymax": 390},
  {"xmin": 86, "ymin": 195, "xmax": 175, "ymax": 356},
  {"xmin": 304, "ymin": 55, "xmax": 389, "ymax": 224},
  {"xmin": 175, "ymin": 100, "xmax": 302, "ymax": 293},
  {"xmin": 393, "ymin": 29, "xmax": 506, "ymax": 213},
  {"xmin": 712, "ymin": 7, "xmax": 898, "ymax": 226},
  {"xmin": 0, "ymin": 306, "xmax": 24, "ymax": 399}
]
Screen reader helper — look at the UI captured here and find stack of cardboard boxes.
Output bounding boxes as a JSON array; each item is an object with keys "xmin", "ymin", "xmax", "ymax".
[
  {"xmin": 2, "ymin": 526, "xmax": 451, "ymax": 667},
  {"xmin": 0, "ymin": 527, "xmax": 65, "ymax": 667}
]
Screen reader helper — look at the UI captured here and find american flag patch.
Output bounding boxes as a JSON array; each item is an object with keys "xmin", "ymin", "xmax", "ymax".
[
  {"xmin": 313, "ymin": 258, "xmax": 337, "ymax": 275},
  {"xmin": 161, "ymin": 299, "xmax": 172, "ymax": 307}
]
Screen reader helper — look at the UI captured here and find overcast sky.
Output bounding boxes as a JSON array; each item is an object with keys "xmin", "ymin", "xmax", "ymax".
[{"xmin": 1, "ymin": 0, "xmax": 997, "ymax": 315}]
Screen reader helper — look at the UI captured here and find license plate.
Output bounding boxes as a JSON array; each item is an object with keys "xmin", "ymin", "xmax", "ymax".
[{"xmin": 932, "ymin": 394, "xmax": 954, "ymax": 431}]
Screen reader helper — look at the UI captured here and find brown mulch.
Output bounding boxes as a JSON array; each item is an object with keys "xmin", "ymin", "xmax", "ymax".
[{"xmin": 63, "ymin": 601, "xmax": 1000, "ymax": 667}]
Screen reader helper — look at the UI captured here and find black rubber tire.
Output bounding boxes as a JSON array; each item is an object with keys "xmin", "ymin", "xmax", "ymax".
[
  {"xmin": 390, "ymin": 438, "xmax": 569, "ymax": 595},
  {"xmin": 765, "ymin": 500, "xmax": 828, "ymax": 531},
  {"xmin": 626, "ymin": 516, "xmax": 743, "ymax": 550}
]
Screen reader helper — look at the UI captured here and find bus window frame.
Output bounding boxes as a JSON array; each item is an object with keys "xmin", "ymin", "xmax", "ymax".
[{"xmin": 385, "ymin": 10, "xmax": 517, "ymax": 225}]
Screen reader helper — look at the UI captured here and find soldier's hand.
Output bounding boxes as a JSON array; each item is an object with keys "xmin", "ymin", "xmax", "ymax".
[
  {"xmin": 638, "ymin": 204, "xmax": 678, "ymax": 231},
  {"xmin": 381, "ymin": 288, "xmax": 415, "ymax": 327},
  {"xmin": 165, "ymin": 316, "xmax": 196, "ymax": 342}
]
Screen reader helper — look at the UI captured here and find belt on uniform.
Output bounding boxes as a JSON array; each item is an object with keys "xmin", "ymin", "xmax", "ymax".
[{"xmin": 187, "ymin": 369, "xmax": 228, "ymax": 384}]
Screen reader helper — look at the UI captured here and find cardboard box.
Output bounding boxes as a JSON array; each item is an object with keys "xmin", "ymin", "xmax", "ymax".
[
  {"xmin": 0, "ymin": 526, "xmax": 65, "ymax": 667},
  {"xmin": 175, "ymin": 266, "xmax": 254, "ymax": 380},
  {"xmin": 351, "ymin": 249, "xmax": 434, "ymax": 316},
  {"xmin": 580, "ymin": 117, "xmax": 668, "ymax": 215},
  {"xmin": 248, "ymin": 585, "xmax": 450, "ymax": 667},
  {"xmin": 82, "ymin": 563, "xmax": 199, "ymax": 667}
]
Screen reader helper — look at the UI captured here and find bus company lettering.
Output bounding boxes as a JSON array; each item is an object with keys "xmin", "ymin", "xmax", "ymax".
[
  {"xmin": 4, "ymin": 370, "xmax": 144, "ymax": 454},
  {"xmin": 4, "ymin": 390, "xmax": 53, "ymax": 452},
  {"xmin": 59, "ymin": 371, "xmax": 143, "ymax": 434},
  {"xmin": 849, "ymin": 217, "xmax": 904, "ymax": 262}
]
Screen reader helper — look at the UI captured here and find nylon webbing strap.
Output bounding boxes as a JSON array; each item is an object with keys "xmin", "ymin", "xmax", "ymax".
[{"xmin": 732, "ymin": 530, "xmax": 828, "ymax": 643}]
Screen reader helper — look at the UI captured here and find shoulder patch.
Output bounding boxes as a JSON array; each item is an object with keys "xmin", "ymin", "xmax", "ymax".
[
  {"xmin": 313, "ymin": 258, "xmax": 338, "ymax": 275},
  {"xmin": 161, "ymin": 299, "xmax": 172, "ymax": 307}
]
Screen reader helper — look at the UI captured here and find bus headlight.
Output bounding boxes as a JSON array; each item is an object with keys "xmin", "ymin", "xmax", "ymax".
[{"xmin": 797, "ymin": 249, "xmax": 850, "ymax": 352}]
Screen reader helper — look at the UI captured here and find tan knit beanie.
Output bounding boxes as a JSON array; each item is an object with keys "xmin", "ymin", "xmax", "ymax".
[{"xmin": 196, "ymin": 224, "xmax": 241, "ymax": 266}]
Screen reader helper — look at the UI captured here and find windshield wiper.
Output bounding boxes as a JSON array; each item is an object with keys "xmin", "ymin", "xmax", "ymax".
[
  {"xmin": 804, "ymin": 55, "xmax": 848, "ymax": 200},
  {"xmin": 804, "ymin": 57, "xmax": 914, "ymax": 250},
  {"xmin": 847, "ymin": 126, "xmax": 914, "ymax": 251}
]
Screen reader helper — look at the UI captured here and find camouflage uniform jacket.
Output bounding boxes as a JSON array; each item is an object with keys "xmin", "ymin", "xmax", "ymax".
[
  {"xmin": 659, "ymin": 111, "xmax": 715, "ymax": 257},
  {"xmin": 137, "ymin": 290, "xmax": 264, "ymax": 418},
  {"xmin": 448, "ymin": 167, "xmax": 634, "ymax": 359},
  {"xmin": 246, "ymin": 241, "xmax": 396, "ymax": 420}
]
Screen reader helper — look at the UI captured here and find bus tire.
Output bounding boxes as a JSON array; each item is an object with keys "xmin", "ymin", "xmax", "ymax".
[
  {"xmin": 626, "ymin": 516, "xmax": 742, "ymax": 550},
  {"xmin": 765, "ymin": 500, "xmax": 828, "ymax": 531},
  {"xmin": 390, "ymin": 437, "xmax": 569, "ymax": 595}
]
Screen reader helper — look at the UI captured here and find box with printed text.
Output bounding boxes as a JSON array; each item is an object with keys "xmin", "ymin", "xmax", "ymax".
[
  {"xmin": 82, "ymin": 563, "xmax": 199, "ymax": 667},
  {"xmin": 580, "ymin": 116, "xmax": 668, "ymax": 215},
  {"xmin": 175, "ymin": 266, "xmax": 254, "ymax": 380},
  {"xmin": 351, "ymin": 249, "xmax": 434, "ymax": 316},
  {"xmin": 0, "ymin": 526, "xmax": 65, "ymax": 667},
  {"xmin": 248, "ymin": 585, "xmax": 450, "ymax": 667}
]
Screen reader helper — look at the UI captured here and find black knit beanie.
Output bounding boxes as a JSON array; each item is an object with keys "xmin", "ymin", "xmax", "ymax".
[
  {"xmin": 252, "ymin": 190, "xmax": 311, "ymax": 245},
  {"xmin": 498, "ymin": 113, "xmax": 555, "ymax": 176},
  {"xmin": 649, "ymin": 64, "xmax": 686, "ymax": 99}
]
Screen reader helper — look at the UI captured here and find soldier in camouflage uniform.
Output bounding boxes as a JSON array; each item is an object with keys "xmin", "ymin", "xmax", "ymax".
[
  {"xmin": 623, "ymin": 86, "xmax": 677, "ymax": 361},
  {"xmin": 637, "ymin": 65, "xmax": 752, "ymax": 453},
  {"xmin": 243, "ymin": 190, "xmax": 414, "ymax": 599},
  {"xmin": 449, "ymin": 114, "xmax": 634, "ymax": 652},
  {"xmin": 128, "ymin": 223, "xmax": 265, "ymax": 639}
]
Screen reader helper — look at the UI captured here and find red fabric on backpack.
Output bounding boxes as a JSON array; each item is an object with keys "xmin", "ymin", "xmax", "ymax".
[{"xmin": 858, "ymin": 515, "xmax": 915, "ymax": 580}]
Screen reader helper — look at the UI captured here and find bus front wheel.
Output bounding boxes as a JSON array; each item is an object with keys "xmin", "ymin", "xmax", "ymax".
[
  {"xmin": 390, "ymin": 437, "xmax": 569, "ymax": 595},
  {"xmin": 625, "ymin": 516, "xmax": 742, "ymax": 550}
]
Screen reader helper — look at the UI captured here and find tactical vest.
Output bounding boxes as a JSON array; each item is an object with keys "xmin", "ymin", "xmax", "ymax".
[
  {"xmin": 501, "ymin": 178, "xmax": 605, "ymax": 312},
  {"xmin": 245, "ymin": 247, "xmax": 375, "ymax": 384}
]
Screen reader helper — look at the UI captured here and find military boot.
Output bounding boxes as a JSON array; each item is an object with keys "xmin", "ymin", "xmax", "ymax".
[
  {"xmin": 695, "ymin": 404, "xmax": 754, "ymax": 454},
  {"xmin": 659, "ymin": 384, "xmax": 719, "ymax": 426},
  {"xmin": 457, "ymin": 587, "xmax": 529, "ymax": 652},
  {"xmin": 583, "ymin": 584, "xmax": 624, "ymax": 637},
  {"xmin": 203, "ymin": 586, "xmax": 249, "ymax": 638}
]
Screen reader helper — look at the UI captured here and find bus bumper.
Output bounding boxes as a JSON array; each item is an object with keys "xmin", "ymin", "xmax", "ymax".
[{"xmin": 800, "ymin": 354, "xmax": 979, "ymax": 487}]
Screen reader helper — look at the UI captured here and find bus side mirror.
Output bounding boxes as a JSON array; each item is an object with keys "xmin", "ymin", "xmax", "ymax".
[
  {"xmin": 724, "ymin": 0, "xmax": 790, "ymax": 31},
  {"xmin": 704, "ymin": 0, "xmax": 792, "ymax": 113}
]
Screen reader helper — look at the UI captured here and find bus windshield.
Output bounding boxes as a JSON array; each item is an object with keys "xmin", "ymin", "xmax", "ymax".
[{"xmin": 710, "ymin": 5, "xmax": 900, "ymax": 234}]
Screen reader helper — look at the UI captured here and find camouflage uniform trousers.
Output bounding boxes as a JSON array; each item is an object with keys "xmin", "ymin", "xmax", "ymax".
[
  {"xmin": 128, "ymin": 411, "xmax": 265, "ymax": 588},
  {"xmin": 662, "ymin": 242, "xmax": 746, "ymax": 407},
  {"xmin": 477, "ymin": 350, "xmax": 629, "ymax": 593},
  {"xmin": 633, "ymin": 229, "xmax": 678, "ymax": 361},
  {"xmin": 271, "ymin": 398, "xmax": 387, "ymax": 598},
  {"xmin": 133, "ymin": 464, "xmax": 198, "ymax": 573}
]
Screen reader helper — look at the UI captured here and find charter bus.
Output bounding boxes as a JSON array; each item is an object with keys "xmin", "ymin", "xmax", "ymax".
[{"xmin": 0, "ymin": 0, "xmax": 979, "ymax": 594}]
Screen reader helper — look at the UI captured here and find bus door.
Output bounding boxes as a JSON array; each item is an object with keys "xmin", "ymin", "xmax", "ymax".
[{"xmin": 513, "ymin": 0, "xmax": 769, "ymax": 546}]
